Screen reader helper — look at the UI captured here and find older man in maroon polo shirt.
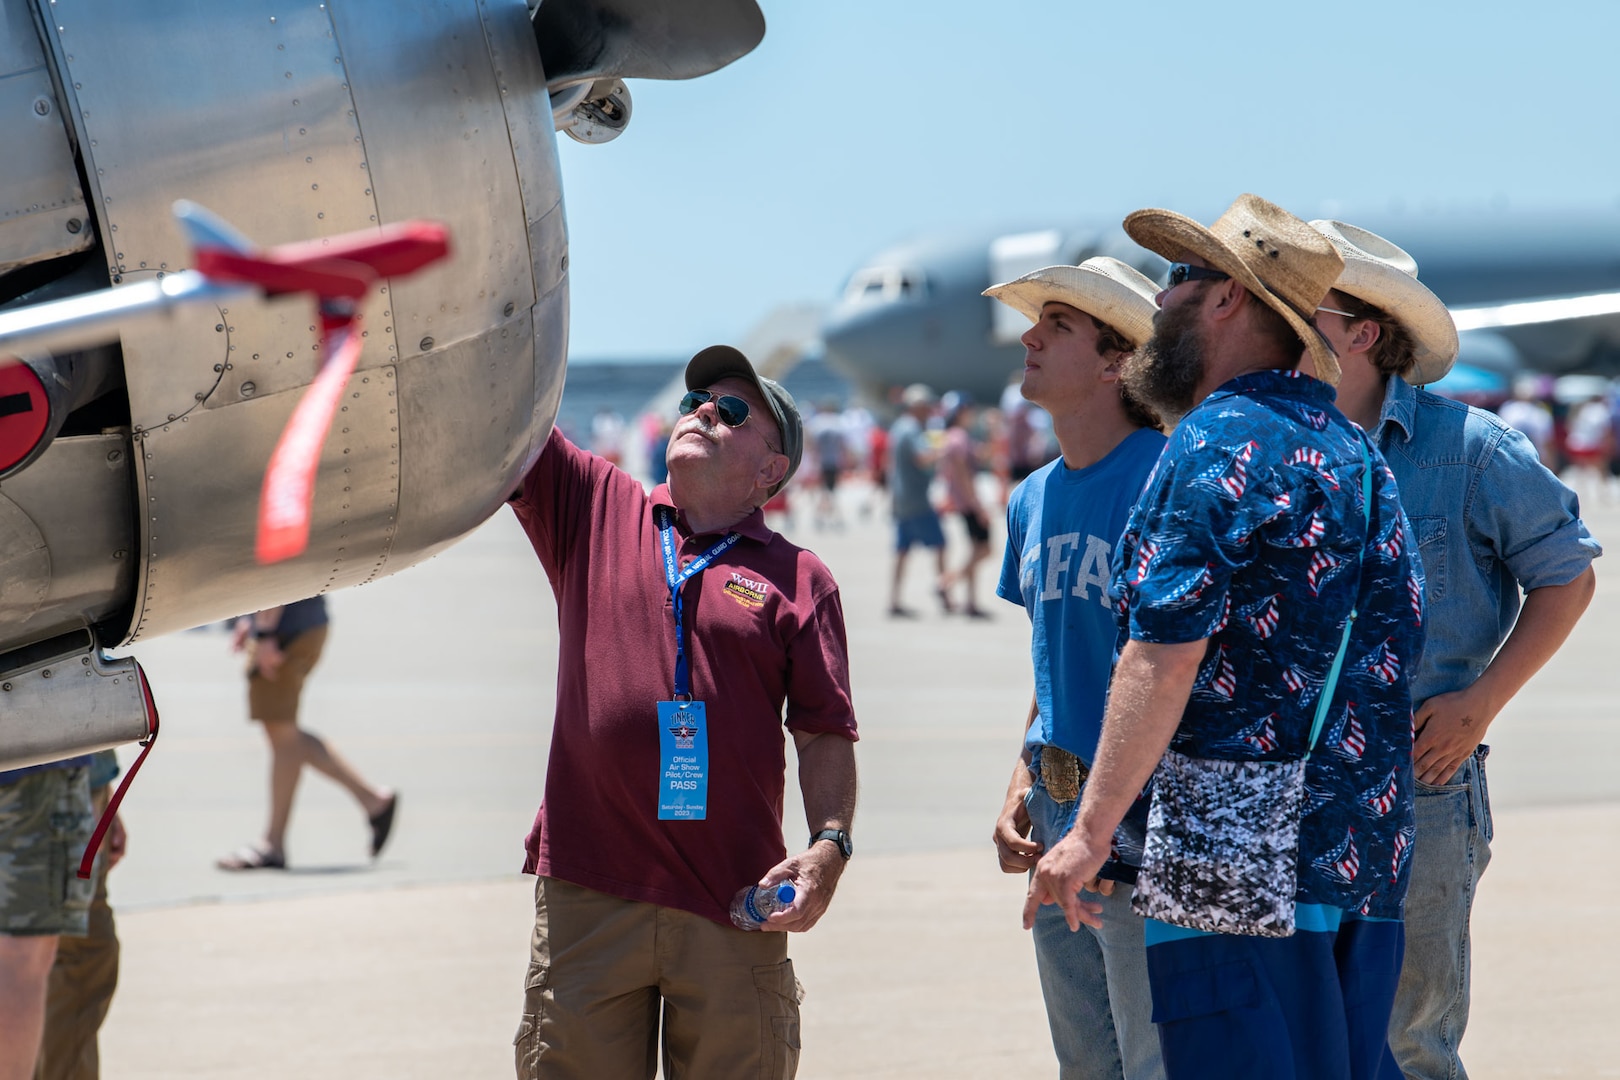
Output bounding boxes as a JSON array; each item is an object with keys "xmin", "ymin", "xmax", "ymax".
[{"xmin": 507, "ymin": 345, "xmax": 859, "ymax": 1079}]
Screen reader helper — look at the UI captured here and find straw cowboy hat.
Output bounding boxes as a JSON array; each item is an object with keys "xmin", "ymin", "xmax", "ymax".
[
  {"xmin": 1124, "ymin": 194, "xmax": 1347, "ymax": 383},
  {"xmin": 982, "ymin": 256, "xmax": 1161, "ymax": 347},
  {"xmin": 1309, "ymin": 220, "xmax": 1460, "ymax": 386}
]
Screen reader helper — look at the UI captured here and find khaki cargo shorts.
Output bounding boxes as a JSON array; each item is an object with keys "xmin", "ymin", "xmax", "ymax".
[
  {"xmin": 248, "ymin": 625, "xmax": 328, "ymax": 723},
  {"xmin": 0, "ymin": 766, "xmax": 95, "ymax": 936},
  {"xmin": 516, "ymin": 876, "xmax": 804, "ymax": 1079}
]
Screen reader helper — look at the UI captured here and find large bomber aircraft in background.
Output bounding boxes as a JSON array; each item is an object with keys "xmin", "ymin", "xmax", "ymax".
[
  {"xmin": 818, "ymin": 207, "xmax": 1620, "ymax": 406},
  {"xmin": 0, "ymin": 0, "xmax": 765, "ymax": 771}
]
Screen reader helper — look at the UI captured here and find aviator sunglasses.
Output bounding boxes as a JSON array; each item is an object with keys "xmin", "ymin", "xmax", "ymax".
[
  {"xmin": 1166, "ymin": 262, "xmax": 1231, "ymax": 288},
  {"xmin": 677, "ymin": 389, "xmax": 782, "ymax": 452}
]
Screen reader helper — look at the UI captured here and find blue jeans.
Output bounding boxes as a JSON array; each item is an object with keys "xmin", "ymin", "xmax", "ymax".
[
  {"xmin": 1386, "ymin": 747, "xmax": 1493, "ymax": 1080},
  {"xmin": 1027, "ymin": 775, "xmax": 1165, "ymax": 1080}
]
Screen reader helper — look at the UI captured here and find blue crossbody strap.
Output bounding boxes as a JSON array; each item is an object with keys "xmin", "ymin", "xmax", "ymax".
[{"xmin": 1304, "ymin": 438, "xmax": 1374, "ymax": 761}]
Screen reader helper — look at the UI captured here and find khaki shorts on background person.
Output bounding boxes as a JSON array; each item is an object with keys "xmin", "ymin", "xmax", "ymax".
[
  {"xmin": 0, "ymin": 768, "xmax": 95, "ymax": 937},
  {"xmin": 516, "ymin": 877, "xmax": 804, "ymax": 1080},
  {"xmin": 247, "ymin": 626, "xmax": 329, "ymax": 722}
]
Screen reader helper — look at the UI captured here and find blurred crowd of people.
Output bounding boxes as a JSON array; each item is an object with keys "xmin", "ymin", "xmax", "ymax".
[
  {"xmin": 567, "ymin": 363, "xmax": 1618, "ymax": 632},
  {"xmin": 1462, "ymin": 374, "xmax": 1620, "ymax": 504}
]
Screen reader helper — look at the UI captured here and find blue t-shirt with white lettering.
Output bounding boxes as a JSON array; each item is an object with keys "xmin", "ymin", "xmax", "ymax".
[{"xmin": 997, "ymin": 427, "xmax": 1166, "ymax": 762}]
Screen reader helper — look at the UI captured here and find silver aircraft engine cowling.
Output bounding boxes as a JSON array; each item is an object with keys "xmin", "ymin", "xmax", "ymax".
[{"xmin": 0, "ymin": 0, "xmax": 763, "ymax": 770}]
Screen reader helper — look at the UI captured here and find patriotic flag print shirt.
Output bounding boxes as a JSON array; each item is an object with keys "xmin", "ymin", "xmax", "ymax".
[{"xmin": 1112, "ymin": 370, "xmax": 1426, "ymax": 919}]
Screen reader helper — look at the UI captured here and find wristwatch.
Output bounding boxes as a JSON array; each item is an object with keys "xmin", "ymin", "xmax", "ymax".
[{"xmin": 809, "ymin": 828, "xmax": 853, "ymax": 860}]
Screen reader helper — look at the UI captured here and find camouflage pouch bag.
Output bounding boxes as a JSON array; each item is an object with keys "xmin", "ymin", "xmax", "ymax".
[{"xmin": 1130, "ymin": 750, "xmax": 1307, "ymax": 937}]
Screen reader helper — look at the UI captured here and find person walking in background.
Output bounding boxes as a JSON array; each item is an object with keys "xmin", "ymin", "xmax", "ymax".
[
  {"xmin": 865, "ymin": 416, "xmax": 890, "ymax": 519},
  {"xmin": 1496, "ymin": 377, "xmax": 1556, "ymax": 466},
  {"xmin": 887, "ymin": 383, "xmax": 949, "ymax": 616},
  {"xmin": 33, "ymin": 749, "xmax": 125, "ymax": 1080},
  {"xmin": 1561, "ymin": 392, "xmax": 1612, "ymax": 504},
  {"xmin": 808, "ymin": 399, "xmax": 849, "ymax": 530},
  {"xmin": 985, "ymin": 257, "xmax": 1168, "ymax": 1080},
  {"xmin": 642, "ymin": 413, "xmax": 673, "ymax": 488},
  {"xmin": 589, "ymin": 408, "xmax": 627, "ymax": 468},
  {"xmin": 937, "ymin": 393, "xmax": 993, "ymax": 618},
  {"xmin": 1000, "ymin": 370, "xmax": 1044, "ymax": 501},
  {"xmin": 217, "ymin": 597, "xmax": 397, "ymax": 871},
  {"xmin": 1309, "ymin": 218, "xmax": 1598, "ymax": 1080}
]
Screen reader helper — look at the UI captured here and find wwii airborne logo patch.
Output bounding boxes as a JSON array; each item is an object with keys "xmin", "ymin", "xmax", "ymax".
[{"xmin": 723, "ymin": 570, "xmax": 770, "ymax": 610}]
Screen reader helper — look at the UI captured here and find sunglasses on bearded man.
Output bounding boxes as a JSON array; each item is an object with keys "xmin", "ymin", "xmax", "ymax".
[
  {"xmin": 677, "ymin": 389, "xmax": 782, "ymax": 453},
  {"xmin": 1166, "ymin": 262, "xmax": 1232, "ymax": 289}
]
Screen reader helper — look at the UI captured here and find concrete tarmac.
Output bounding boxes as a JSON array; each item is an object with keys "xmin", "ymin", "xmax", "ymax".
[{"xmin": 95, "ymin": 481, "xmax": 1620, "ymax": 1078}]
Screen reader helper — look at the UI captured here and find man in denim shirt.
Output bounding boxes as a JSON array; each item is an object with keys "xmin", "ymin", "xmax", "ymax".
[
  {"xmin": 1028, "ymin": 195, "xmax": 1422, "ymax": 1080},
  {"xmin": 1311, "ymin": 220, "xmax": 1599, "ymax": 1080}
]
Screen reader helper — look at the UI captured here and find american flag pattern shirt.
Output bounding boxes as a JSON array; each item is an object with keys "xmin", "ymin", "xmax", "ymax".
[{"xmin": 1111, "ymin": 370, "xmax": 1425, "ymax": 918}]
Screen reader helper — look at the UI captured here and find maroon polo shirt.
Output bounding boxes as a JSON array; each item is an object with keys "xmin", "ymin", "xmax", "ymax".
[{"xmin": 510, "ymin": 429, "xmax": 858, "ymax": 926}]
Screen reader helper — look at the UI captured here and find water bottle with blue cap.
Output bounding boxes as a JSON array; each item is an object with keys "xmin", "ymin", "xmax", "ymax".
[{"xmin": 729, "ymin": 882, "xmax": 796, "ymax": 930}]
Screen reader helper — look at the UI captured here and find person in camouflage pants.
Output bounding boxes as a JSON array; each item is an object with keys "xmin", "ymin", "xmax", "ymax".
[{"xmin": 0, "ymin": 757, "xmax": 95, "ymax": 1080}]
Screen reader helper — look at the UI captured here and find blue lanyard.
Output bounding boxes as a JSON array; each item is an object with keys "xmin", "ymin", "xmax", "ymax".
[{"xmin": 656, "ymin": 507, "xmax": 740, "ymax": 699}]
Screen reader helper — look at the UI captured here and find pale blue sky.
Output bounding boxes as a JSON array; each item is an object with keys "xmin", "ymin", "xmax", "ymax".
[{"xmin": 556, "ymin": 0, "xmax": 1619, "ymax": 360}]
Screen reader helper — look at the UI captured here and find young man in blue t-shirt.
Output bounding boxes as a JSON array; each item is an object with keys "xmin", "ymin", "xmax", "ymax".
[{"xmin": 987, "ymin": 257, "xmax": 1168, "ymax": 1080}]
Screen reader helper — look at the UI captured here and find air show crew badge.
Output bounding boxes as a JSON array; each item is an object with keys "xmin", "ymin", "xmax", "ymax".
[{"xmin": 657, "ymin": 700, "xmax": 709, "ymax": 820}]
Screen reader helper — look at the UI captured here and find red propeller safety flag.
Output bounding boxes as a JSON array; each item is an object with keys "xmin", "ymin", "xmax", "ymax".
[{"xmin": 192, "ymin": 221, "xmax": 450, "ymax": 564}]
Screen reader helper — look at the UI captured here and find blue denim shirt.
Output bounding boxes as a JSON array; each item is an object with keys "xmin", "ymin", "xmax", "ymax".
[{"xmin": 1375, "ymin": 376, "xmax": 1600, "ymax": 706}]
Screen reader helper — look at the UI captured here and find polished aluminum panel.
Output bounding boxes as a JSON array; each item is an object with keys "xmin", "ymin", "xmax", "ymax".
[
  {"xmin": 0, "ymin": 644, "xmax": 150, "ymax": 771},
  {"xmin": 28, "ymin": 0, "xmax": 567, "ymax": 643},
  {"xmin": 128, "ymin": 366, "xmax": 401, "ymax": 641},
  {"xmin": 0, "ymin": 0, "xmax": 90, "ymax": 275},
  {"xmin": 0, "ymin": 490, "xmax": 49, "ymax": 630},
  {"xmin": 480, "ymin": 0, "xmax": 564, "ymax": 243},
  {"xmin": 0, "ymin": 433, "xmax": 135, "ymax": 644},
  {"xmin": 520, "ymin": 253, "xmax": 569, "ymax": 475},
  {"xmin": 42, "ymin": 2, "xmax": 382, "ymax": 426},
  {"xmin": 330, "ymin": 0, "xmax": 540, "ymax": 360}
]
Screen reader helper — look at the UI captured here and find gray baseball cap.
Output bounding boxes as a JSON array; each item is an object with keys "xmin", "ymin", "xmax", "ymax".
[{"xmin": 683, "ymin": 345, "xmax": 803, "ymax": 496}]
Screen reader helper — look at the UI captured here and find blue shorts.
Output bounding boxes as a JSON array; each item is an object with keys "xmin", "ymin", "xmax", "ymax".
[
  {"xmin": 1145, "ymin": 905, "xmax": 1404, "ymax": 1080},
  {"xmin": 894, "ymin": 512, "xmax": 945, "ymax": 551}
]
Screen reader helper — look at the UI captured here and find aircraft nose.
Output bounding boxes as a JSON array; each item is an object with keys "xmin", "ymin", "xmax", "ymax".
[{"xmin": 820, "ymin": 296, "xmax": 892, "ymax": 356}]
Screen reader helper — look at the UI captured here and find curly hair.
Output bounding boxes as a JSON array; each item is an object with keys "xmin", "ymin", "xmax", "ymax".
[
  {"xmin": 1090, "ymin": 315, "xmax": 1164, "ymax": 432},
  {"xmin": 1330, "ymin": 292, "xmax": 1418, "ymax": 378}
]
